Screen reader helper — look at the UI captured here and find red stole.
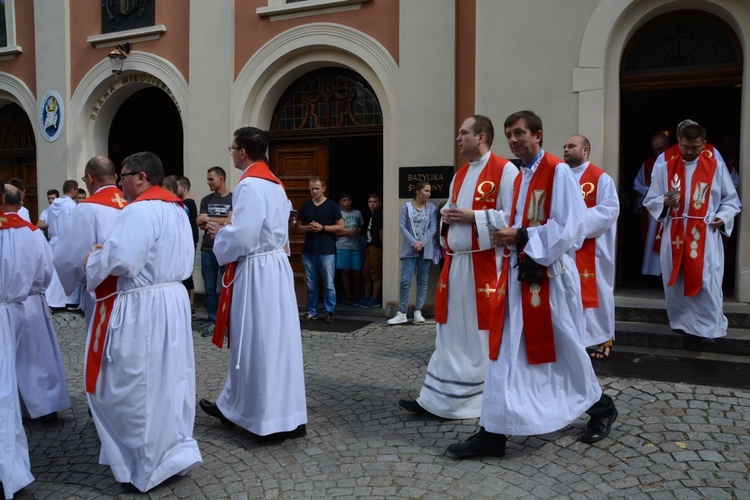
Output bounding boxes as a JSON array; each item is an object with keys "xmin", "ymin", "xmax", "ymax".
[
  {"xmin": 85, "ymin": 185, "xmax": 178, "ymax": 394},
  {"xmin": 665, "ymin": 154, "xmax": 716, "ymax": 296},
  {"xmin": 79, "ymin": 185, "xmax": 128, "ymax": 209},
  {"xmin": 0, "ymin": 212, "xmax": 39, "ymax": 231},
  {"xmin": 575, "ymin": 164, "xmax": 604, "ymax": 308},
  {"xmin": 489, "ymin": 153, "xmax": 558, "ymax": 364},
  {"xmin": 434, "ymin": 153, "xmax": 510, "ymax": 330},
  {"xmin": 213, "ymin": 162, "xmax": 283, "ymax": 349}
]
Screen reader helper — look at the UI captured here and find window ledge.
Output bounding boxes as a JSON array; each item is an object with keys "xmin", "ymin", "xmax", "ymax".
[
  {"xmin": 257, "ymin": 0, "xmax": 370, "ymax": 21},
  {"xmin": 0, "ymin": 45, "xmax": 22, "ymax": 60},
  {"xmin": 87, "ymin": 25, "xmax": 166, "ymax": 49}
]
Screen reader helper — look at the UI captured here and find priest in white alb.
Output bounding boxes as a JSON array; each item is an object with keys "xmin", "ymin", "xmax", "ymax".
[
  {"xmin": 84, "ymin": 152, "xmax": 201, "ymax": 492},
  {"xmin": 644, "ymin": 123, "xmax": 740, "ymax": 347},
  {"xmin": 3, "ymin": 184, "xmax": 69, "ymax": 424},
  {"xmin": 448, "ymin": 111, "xmax": 618, "ymax": 459},
  {"xmin": 0, "ymin": 179, "xmax": 53, "ymax": 499},
  {"xmin": 563, "ymin": 134, "xmax": 620, "ymax": 360},
  {"xmin": 199, "ymin": 127, "xmax": 307, "ymax": 441}
]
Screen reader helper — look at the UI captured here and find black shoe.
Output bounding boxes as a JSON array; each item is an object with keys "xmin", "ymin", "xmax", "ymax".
[
  {"xmin": 580, "ymin": 407, "xmax": 618, "ymax": 444},
  {"xmin": 199, "ymin": 399, "xmax": 235, "ymax": 428},
  {"xmin": 398, "ymin": 399, "xmax": 432, "ymax": 416},
  {"xmin": 256, "ymin": 424, "xmax": 306, "ymax": 443},
  {"xmin": 447, "ymin": 428, "xmax": 507, "ymax": 458},
  {"xmin": 39, "ymin": 412, "xmax": 59, "ymax": 424},
  {"xmin": 324, "ymin": 313, "xmax": 334, "ymax": 323}
]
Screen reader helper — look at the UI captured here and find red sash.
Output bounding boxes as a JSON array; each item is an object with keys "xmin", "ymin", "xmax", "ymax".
[
  {"xmin": 665, "ymin": 154, "xmax": 716, "ymax": 296},
  {"xmin": 575, "ymin": 164, "xmax": 604, "ymax": 308},
  {"xmin": 79, "ymin": 185, "xmax": 128, "ymax": 209},
  {"xmin": 489, "ymin": 153, "xmax": 557, "ymax": 364},
  {"xmin": 435, "ymin": 153, "xmax": 510, "ymax": 330},
  {"xmin": 85, "ymin": 275, "xmax": 118, "ymax": 393},
  {"xmin": 0, "ymin": 212, "xmax": 39, "ymax": 231},
  {"xmin": 213, "ymin": 162, "xmax": 283, "ymax": 348},
  {"xmin": 84, "ymin": 185, "xmax": 175, "ymax": 393}
]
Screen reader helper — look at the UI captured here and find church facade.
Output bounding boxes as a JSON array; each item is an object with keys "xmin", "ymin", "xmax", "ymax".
[{"xmin": 1, "ymin": 0, "xmax": 747, "ymax": 302}]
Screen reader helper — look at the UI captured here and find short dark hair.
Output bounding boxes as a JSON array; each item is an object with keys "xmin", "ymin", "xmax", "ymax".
[
  {"xmin": 47, "ymin": 189, "xmax": 59, "ymax": 197},
  {"xmin": 338, "ymin": 190, "xmax": 352, "ymax": 200},
  {"xmin": 504, "ymin": 110, "xmax": 543, "ymax": 146},
  {"xmin": 77, "ymin": 188, "xmax": 87, "ymax": 196},
  {"xmin": 62, "ymin": 179, "xmax": 79, "ymax": 194},
  {"xmin": 309, "ymin": 176, "xmax": 326, "ymax": 187},
  {"xmin": 207, "ymin": 166, "xmax": 226, "ymax": 181},
  {"xmin": 413, "ymin": 181, "xmax": 431, "ymax": 200},
  {"xmin": 368, "ymin": 193, "xmax": 381, "ymax": 201},
  {"xmin": 122, "ymin": 151, "xmax": 165, "ymax": 186},
  {"xmin": 234, "ymin": 127, "xmax": 268, "ymax": 161},
  {"xmin": 163, "ymin": 175, "xmax": 179, "ymax": 194},
  {"xmin": 177, "ymin": 176, "xmax": 191, "ymax": 191},
  {"xmin": 4, "ymin": 184, "xmax": 21, "ymax": 207},
  {"xmin": 678, "ymin": 123, "xmax": 706, "ymax": 142},
  {"xmin": 470, "ymin": 115, "xmax": 494, "ymax": 147},
  {"xmin": 8, "ymin": 178, "xmax": 25, "ymax": 191}
]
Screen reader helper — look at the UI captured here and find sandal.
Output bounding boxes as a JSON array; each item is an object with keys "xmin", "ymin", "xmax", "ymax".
[{"xmin": 589, "ymin": 344, "xmax": 611, "ymax": 360}]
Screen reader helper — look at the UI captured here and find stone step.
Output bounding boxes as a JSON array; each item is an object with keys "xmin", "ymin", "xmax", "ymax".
[{"xmin": 614, "ymin": 320, "xmax": 750, "ymax": 355}]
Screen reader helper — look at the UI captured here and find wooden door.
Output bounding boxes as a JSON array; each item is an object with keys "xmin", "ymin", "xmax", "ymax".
[
  {"xmin": 270, "ymin": 139, "xmax": 329, "ymax": 273},
  {"xmin": 0, "ymin": 155, "xmax": 38, "ymax": 223}
]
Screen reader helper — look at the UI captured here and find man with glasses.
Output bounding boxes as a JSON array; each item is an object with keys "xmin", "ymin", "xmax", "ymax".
[
  {"xmin": 54, "ymin": 156, "xmax": 127, "ymax": 330},
  {"xmin": 644, "ymin": 123, "xmax": 741, "ymax": 348},
  {"xmin": 84, "ymin": 151, "xmax": 202, "ymax": 491},
  {"xmin": 197, "ymin": 166, "xmax": 232, "ymax": 338}
]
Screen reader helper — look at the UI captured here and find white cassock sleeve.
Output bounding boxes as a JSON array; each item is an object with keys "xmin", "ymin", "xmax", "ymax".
[
  {"xmin": 524, "ymin": 163, "xmax": 587, "ymax": 266},
  {"xmin": 85, "ymin": 205, "xmax": 156, "ymax": 290},
  {"xmin": 474, "ymin": 161, "xmax": 519, "ymax": 250},
  {"xmin": 54, "ymin": 205, "xmax": 97, "ymax": 295},
  {"xmin": 584, "ymin": 173, "xmax": 619, "ymax": 239},
  {"xmin": 29, "ymin": 230, "xmax": 54, "ymax": 293},
  {"xmin": 212, "ymin": 180, "xmax": 266, "ymax": 266}
]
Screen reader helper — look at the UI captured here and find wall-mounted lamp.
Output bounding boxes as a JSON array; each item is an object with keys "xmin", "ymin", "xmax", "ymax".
[{"xmin": 107, "ymin": 43, "xmax": 131, "ymax": 77}]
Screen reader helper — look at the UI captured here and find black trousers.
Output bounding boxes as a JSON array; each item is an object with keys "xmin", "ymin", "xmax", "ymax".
[{"xmin": 586, "ymin": 393, "xmax": 616, "ymax": 417}]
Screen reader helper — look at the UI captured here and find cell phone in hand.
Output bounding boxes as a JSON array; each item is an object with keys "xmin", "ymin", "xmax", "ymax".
[{"xmin": 665, "ymin": 190, "xmax": 680, "ymax": 197}]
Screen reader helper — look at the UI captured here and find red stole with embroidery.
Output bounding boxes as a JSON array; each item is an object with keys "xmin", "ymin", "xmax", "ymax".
[
  {"xmin": 435, "ymin": 153, "xmax": 509, "ymax": 330},
  {"xmin": 85, "ymin": 186, "xmax": 178, "ymax": 393},
  {"xmin": 665, "ymin": 154, "xmax": 716, "ymax": 296},
  {"xmin": 0, "ymin": 212, "xmax": 39, "ymax": 231},
  {"xmin": 575, "ymin": 164, "xmax": 604, "ymax": 308},
  {"xmin": 489, "ymin": 153, "xmax": 557, "ymax": 364},
  {"xmin": 79, "ymin": 186, "xmax": 128, "ymax": 210},
  {"xmin": 213, "ymin": 162, "xmax": 283, "ymax": 348}
]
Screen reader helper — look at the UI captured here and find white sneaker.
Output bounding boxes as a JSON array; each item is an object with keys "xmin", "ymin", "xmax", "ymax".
[
  {"xmin": 387, "ymin": 311, "xmax": 408, "ymax": 325},
  {"xmin": 413, "ymin": 310, "xmax": 425, "ymax": 323}
]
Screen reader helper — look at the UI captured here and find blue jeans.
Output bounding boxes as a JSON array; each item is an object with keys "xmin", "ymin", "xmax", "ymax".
[
  {"xmin": 398, "ymin": 257, "xmax": 432, "ymax": 313},
  {"xmin": 302, "ymin": 253, "xmax": 336, "ymax": 315},
  {"xmin": 201, "ymin": 251, "xmax": 224, "ymax": 323}
]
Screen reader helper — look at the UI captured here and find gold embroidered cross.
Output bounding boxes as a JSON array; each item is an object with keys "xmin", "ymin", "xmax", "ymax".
[
  {"xmin": 477, "ymin": 283, "xmax": 496, "ymax": 298},
  {"xmin": 0, "ymin": 216, "xmax": 7, "ymax": 228},
  {"xmin": 437, "ymin": 282, "xmax": 447, "ymax": 292},
  {"xmin": 111, "ymin": 193, "xmax": 126, "ymax": 208},
  {"xmin": 495, "ymin": 282, "xmax": 506, "ymax": 300},
  {"xmin": 580, "ymin": 269, "xmax": 595, "ymax": 281},
  {"xmin": 672, "ymin": 236, "xmax": 683, "ymax": 249}
]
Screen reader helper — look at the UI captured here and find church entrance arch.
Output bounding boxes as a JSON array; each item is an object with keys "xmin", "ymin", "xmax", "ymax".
[
  {"xmin": 0, "ymin": 102, "xmax": 38, "ymax": 221},
  {"xmin": 617, "ymin": 10, "xmax": 742, "ymax": 291},
  {"xmin": 108, "ymin": 86, "xmax": 183, "ymax": 176},
  {"xmin": 269, "ymin": 67, "xmax": 383, "ymax": 274}
]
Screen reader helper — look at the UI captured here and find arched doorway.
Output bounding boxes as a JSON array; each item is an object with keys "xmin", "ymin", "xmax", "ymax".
[
  {"xmin": 108, "ymin": 87, "xmax": 183, "ymax": 175},
  {"xmin": 617, "ymin": 10, "xmax": 742, "ymax": 291},
  {"xmin": 0, "ymin": 102, "xmax": 38, "ymax": 221},
  {"xmin": 269, "ymin": 68, "xmax": 384, "ymax": 275}
]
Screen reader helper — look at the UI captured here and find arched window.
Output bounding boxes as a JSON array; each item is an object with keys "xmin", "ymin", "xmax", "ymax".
[
  {"xmin": 621, "ymin": 10, "xmax": 742, "ymax": 90},
  {"xmin": 273, "ymin": 68, "xmax": 382, "ymax": 133}
]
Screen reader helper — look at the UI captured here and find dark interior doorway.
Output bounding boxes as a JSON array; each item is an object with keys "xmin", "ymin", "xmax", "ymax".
[
  {"xmin": 328, "ymin": 135, "xmax": 383, "ymax": 214},
  {"xmin": 617, "ymin": 86, "xmax": 742, "ymax": 292},
  {"xmin": 108, "ymin": 87, "xmax": 183, "ymax": 176}
]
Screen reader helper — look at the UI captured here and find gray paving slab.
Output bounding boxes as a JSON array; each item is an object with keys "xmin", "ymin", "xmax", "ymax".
[{"xmin": 19, "ymin": 310, "xmax": 750, "ymax": 498}]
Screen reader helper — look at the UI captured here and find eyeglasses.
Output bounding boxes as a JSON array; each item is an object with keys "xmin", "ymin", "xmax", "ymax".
[
  {"xmin": 120, "ymin": 172, "xmax": 140, "ymax": 178},
  {"xmin": 228, "ymin": 146, "xmax": 242, "ymax": 152},
  {"xmin": 81, "ymin": 175, "xmax": 87, "ymax": 182}
]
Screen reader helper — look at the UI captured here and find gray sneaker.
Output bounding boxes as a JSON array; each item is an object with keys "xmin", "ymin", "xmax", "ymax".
[{"xmin": 201, "ymin": 323, "xmax": 215, "ymax": 337}]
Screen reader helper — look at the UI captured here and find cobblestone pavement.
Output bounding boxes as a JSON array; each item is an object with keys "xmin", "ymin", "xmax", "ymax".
[{"xmin": 20, "ymin": 311, "xmax": 750, "ymax": 499}]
